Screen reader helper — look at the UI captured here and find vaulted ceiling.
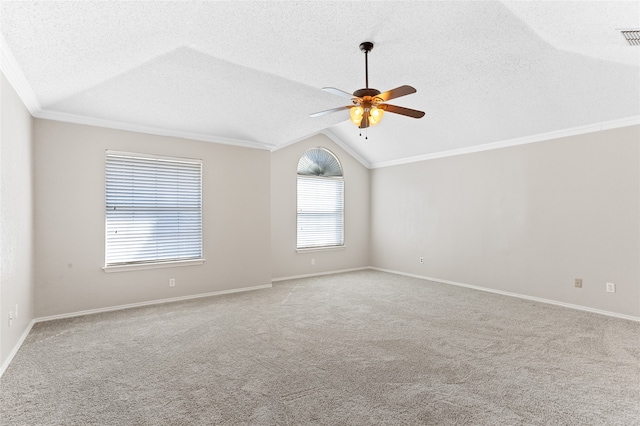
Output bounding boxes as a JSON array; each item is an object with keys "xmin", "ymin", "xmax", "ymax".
[{"xmin": 2, "ymin": 1, "xmax": 638, "ymax": 167}]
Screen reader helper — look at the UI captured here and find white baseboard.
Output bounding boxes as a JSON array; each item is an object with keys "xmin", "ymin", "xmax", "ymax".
[
  {"xmin": 1, "ymin": 319, "xmax": 36, "ymax": 378},
  {"xmin": 35, "ymin": 283, "xmax": 273, "ymax": 323},
  {"xmin": 271, "ymin": 267, "xmax": 370, "ymax": 283},
  {"xmin": 4, "ymin": 269, "xmax": 636, "ymax": 379},
  {"xmin": 371, "ymin": 267, "xmax": 640, "ymax": 323},
  {"xmin": 1, "ymin": 283, "xmax": 273, "ymax": 378}
]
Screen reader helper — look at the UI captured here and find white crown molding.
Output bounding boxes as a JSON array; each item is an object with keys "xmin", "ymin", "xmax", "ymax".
[
  {"xmin": 3, "ymin": 28, "xmax": 637, "ymax": 164},
  {"xmin": 277, "ymin": 115, "xmax": 639, "ymax": 170},
  {"xmin": 1, "ymin": 34, "xmax": 273, "ymax": 151},
  {"xmin": 600, "ymin": 115, "xmax": 640, "ymax": 130},
  {"xmin": 371, "ymin": 267, "xmax": 640, "ymax": 323},
  {"xmin": 270, "ymin": 129, "xmax": 327, "ymax": 152},
  {"xmin": 370, "ymin": 116, "xmax": 640, "ymax": 169},
  {"xmin": 1, "ymin": 36, "xmax": 273, "ymax": 151},
  {"xmin": 35, "ymin": 109, "xmax": 274, "ymax": 151},
  {"xmin": 272, "ymin": 128, "xmax": 372, "ymax": 169},
  {"xmin": 0, "ymin": 35, "xmax": 41, "ymax": 114},
  {"xmin": 320, "ymin": 129, "xmax": 371, "ymax": 169}
]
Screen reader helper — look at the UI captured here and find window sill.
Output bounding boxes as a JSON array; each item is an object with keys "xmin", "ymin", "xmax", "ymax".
[
  {"xmin": 296, "ymin": 246, "xmax": 345, "ymax": 253},
  {"xmin": 103, "ymin": 259, "xmax": 205, "ymax": 273}
]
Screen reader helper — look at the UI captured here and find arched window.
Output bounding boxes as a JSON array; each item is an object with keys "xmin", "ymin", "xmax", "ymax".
[{"xmin": 297, "ymin": 147, "xmax": 344, "ymax": 249}]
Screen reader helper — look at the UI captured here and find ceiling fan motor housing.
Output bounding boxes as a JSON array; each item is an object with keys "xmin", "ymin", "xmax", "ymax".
[{"xmin": 353, "ymin": 88, "xmax": 381, "ymax": 98}]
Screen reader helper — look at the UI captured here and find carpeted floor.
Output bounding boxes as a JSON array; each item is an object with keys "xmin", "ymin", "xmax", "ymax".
[{"xmin": 1, "ymin": 270, "xmax": 639, "ymax": 425}]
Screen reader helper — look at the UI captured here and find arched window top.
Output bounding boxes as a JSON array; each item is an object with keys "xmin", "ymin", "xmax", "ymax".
[{"xmin": 297, "ymin": 147, "xmax": 343, "ymax": 177}]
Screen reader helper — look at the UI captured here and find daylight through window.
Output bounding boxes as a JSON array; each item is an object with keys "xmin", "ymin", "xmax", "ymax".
[
  {"xmin": 297, "ymin": 147, "xmax": 344, "ymax": 249},
  {"xmin": 105, "ymin": 151, "xmax": 203, "ymax": 267}
]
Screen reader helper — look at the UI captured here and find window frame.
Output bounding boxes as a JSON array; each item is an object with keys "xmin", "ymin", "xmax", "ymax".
[
  {"xmin": 103, "ymin": 150, "xmax": 205, "ymax": 273},
  {"xmin": 296, "ymin": 147, "xmax": 345, "ymax": 251}
]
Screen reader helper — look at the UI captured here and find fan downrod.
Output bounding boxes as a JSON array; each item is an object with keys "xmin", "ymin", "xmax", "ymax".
[{"xmin": 359, "ymin": 42, "xmax": 375, "ymax": 89}]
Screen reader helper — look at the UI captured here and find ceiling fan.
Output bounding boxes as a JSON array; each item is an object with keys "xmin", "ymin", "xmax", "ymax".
[{"xmin": 310, "ymin": 41, "xmax": 425, "ymax": 130}]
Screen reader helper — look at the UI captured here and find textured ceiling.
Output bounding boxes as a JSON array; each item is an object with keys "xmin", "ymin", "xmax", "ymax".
[{"xmin": 1, "ymin": 1, "xmax": 638, "ymax": 167}]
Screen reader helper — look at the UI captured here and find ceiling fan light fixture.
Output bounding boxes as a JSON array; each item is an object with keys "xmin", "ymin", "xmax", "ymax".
[
  {"xmin": 369, "ymin": 106, "xmax": 384, "ymax": 126},
  {"xmin": 350, "ymin": 106, "xmax": 364, "ymax": 125},
  {"xmin": 310, "ymin": 41, "xmax": 424, "ymax": 131}
]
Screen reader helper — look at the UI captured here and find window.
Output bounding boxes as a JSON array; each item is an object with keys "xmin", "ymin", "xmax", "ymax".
[
  {"xmin": 297, "ymin": 147, "xmax": 344, "ymax": 249},
  {"xmin": 105, "ymin": 151, "xmax": 203, "ymax": 269}
]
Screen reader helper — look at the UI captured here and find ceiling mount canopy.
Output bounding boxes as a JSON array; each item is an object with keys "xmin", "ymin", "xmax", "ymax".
[{"xmin": 310, "ymin": 41, "xmax": 425, "ymax": 132}]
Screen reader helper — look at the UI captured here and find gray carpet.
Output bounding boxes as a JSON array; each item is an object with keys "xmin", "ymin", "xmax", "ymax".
[{"xmin": 1, "ymin": 270, "xmax": 639, "ymax": 425}]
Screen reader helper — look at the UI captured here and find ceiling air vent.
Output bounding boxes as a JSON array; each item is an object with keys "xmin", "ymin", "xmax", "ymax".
[{"xmin": 621, "ymin": 30, "xmax": 640, "ymax": 46}]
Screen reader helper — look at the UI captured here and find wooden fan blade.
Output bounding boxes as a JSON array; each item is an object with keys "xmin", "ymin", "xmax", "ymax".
[
  {"xmin": 309, "ymin": 105, "xmax": 351, "ymax": 118},
  {"xmin": 381, "ymin": 104, "xmax": 425, "ymax": 119},
  {"xmin": 322, "ymin": 87, "xmax": 356, "ymax": 99},
  {"xmin": 376, "ymin": 85, "xmax": 417, "ymax": 102}
]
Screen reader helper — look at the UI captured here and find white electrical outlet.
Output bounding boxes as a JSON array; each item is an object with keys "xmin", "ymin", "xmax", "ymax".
[
  {"xmin": 169, "ymin": 278, "xmax": 175, "ymax": 287},
  {"xmin": 606, "ymin": 282, "xmax": 615, "ymax": 293},
  {"xmin": 419, "ymin": 257, "xmax": 424, "ymax": 264}
]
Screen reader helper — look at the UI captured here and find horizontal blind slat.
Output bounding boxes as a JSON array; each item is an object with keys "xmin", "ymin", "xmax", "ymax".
[
  {"xmin": 105, "ymin": 153, "xmax": 203, "ymax": 266},
  {"xmin": 296, "ymin": 176, "xmax": 344, "ymax": 249}
]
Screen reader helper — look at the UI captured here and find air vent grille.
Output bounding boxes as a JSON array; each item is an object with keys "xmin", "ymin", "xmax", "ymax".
[{"xmin": 621, "ymin": 30, "xmax": 640, "ymax": 46}]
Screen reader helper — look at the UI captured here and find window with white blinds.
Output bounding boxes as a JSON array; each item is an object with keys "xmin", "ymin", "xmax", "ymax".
[
  {"xmin": 297, "ymin": 176, "xmax": 344, "ymax": 248},
  {"xmin": 105, "ymin": 151, "xmax": 202, "ymax": 267},
  {"xmin": 296, "ymin": 147, "xmax": 344, "ymax": 249}
]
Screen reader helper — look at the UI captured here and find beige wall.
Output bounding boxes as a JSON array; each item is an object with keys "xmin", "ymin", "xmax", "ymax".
[
  {"xmin": 1, "ymin": 73, "xmax": 35, "ymax": 368},
  {"xmin": 4, "ymin": 78, "xmax": 637, "ymax": 371},
  {"xmin": 371, "ymin": 126, "xmax": 640, "ymax": 317},
  {"xmin": 33, "ymin": 119, "xmax": 271, "ymax": 317},
  {"xmin": 271, "ymin": 134, "xmax": 370, "ymax": 279}
]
